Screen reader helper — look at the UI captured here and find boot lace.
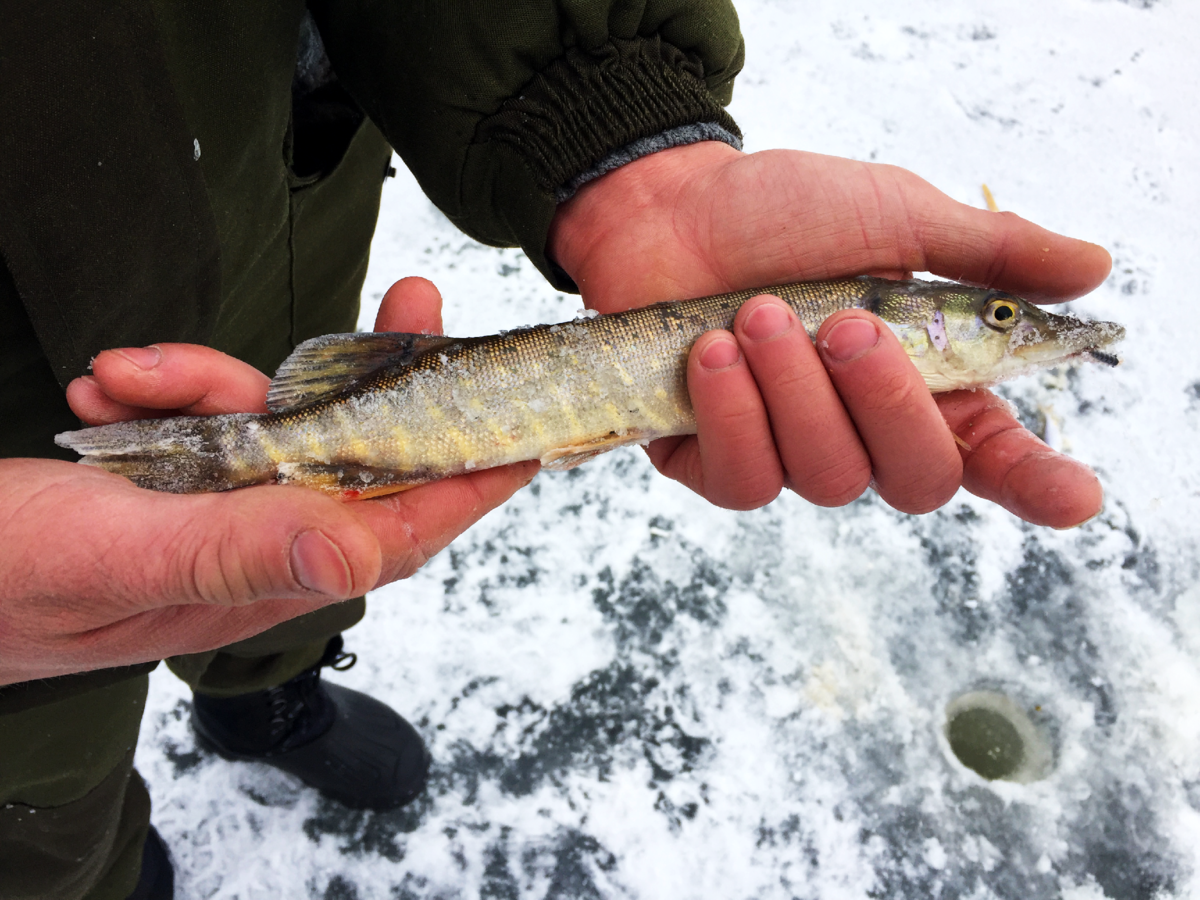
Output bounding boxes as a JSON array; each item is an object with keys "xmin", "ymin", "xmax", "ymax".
[{"xmin": 266, "ymin": 635, "xmax": 356, "ymax": 746}]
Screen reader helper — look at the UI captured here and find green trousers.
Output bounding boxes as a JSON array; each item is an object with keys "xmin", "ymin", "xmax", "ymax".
[{"xmin": 0, "ymin": 599, "xmax": 364, "ymax": 900}]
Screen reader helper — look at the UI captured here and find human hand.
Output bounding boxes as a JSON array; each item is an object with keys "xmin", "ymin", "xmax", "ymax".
[
  {"xmin": 548, "ymin": 142, "xmax": 1111, "ymax": 527},
  {"xmin": 1, "ymin": 278, "xmax": 536, "ymax": 685}
]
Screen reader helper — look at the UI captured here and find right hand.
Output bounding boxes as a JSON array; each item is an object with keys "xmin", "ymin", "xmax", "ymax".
[
  {"xmin": 0, "ymin": 277, "xmax": 537, "ymax": 686},
  {"xmin": 550, "ymin": 144, "xmax": 1110, "ymax": 526}
]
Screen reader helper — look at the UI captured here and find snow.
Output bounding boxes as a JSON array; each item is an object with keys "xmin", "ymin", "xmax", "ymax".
[{"xmin": 136, "ymin": 1, "xmax": 1200, "ymax": 897}]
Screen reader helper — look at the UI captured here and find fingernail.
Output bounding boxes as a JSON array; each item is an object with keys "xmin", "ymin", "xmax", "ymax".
[
  {"xmin": 822, "ymin": 318, "xmax": 880, "ymax": 362},
  {"xmin": 699, "ymin": 335, "xmax": 740, "ymax": 370},
  {"xmin": 742, "ymin": 301, "xmax": 792, "ymax": 342},
  {"xmin": 114, "ymin": 346, "xmax": 161, "ymax": 370},
  {"xmin": 290, "ymin": 530, "xmax": 353, "ymax": 597}
]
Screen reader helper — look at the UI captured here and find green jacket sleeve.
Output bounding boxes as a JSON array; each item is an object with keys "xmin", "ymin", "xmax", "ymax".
[{"xmin": 309, "ymin": 0, "xmax": 745, "ymax": 289}]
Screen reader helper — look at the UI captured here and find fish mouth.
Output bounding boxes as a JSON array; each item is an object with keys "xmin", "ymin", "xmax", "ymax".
[{"xmin": 1009, "ymin": 316, "xmax": 1125, "ymax": 367}]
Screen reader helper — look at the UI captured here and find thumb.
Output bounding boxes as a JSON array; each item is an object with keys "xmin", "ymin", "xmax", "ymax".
[
  {"xmin": 377, "ymin": 276, "xmax": 445, "ymax": 334},
  {"xmin": 144, "ymin": 485, "xmax": 383, "ymax": 606},
  {"xmin": 0, "ymin": 462, "xmax": 384, "ymax": 632},
  {"xmin": 876, "ymin": 163, "xmax": 1112, "ymax": 302}
]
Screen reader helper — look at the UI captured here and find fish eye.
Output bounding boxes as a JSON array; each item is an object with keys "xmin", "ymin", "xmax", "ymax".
[{"xmin": 983, "ymin": 299, "xmax": 1020, "ymax": 330}]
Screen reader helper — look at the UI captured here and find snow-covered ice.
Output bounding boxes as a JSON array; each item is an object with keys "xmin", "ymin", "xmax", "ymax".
[{"xmin": 136, "ymin": 1, "xmax": 1200, "ymax": 897}]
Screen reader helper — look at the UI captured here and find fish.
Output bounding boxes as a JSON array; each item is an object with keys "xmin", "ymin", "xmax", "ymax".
[{"xmin": 55, "ymin": 276, "xmax": 1124, "ymax": 499}]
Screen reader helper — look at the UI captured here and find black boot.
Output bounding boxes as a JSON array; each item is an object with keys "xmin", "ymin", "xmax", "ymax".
[
  {"xmin": 126, "ymin": 825, "xmax": 174, "ymax": 900},
  {"xmin": 191, "ymin": 637, "xmax": 430, "ymax": 811}
]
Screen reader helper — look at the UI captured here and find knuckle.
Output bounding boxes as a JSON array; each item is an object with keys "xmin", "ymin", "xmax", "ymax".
[
  {"xmin": 384, "ymin": 548, "xmax": 428, "ymax": 584},
  {"xmin": 791, "ymin": 456, "xmax": 872, "ymax": 507},
  {"xmin": 856, "ymin": 368, "xmax": 920, "ymax": 417},
  {"xmin": 756, "ymin": 354, "xmax": 824, "ymax": 402},
  {"xmin": 164, "ymin": 505, "xmax": 283, "ymax": 606},
  {"xmin": 707, "ymin": 411, "xmax": 766, "ymax": 445},
  {"xmin": 671, "ymin": 443, "xmax": 708, "ymax": 497},
  {"xmin": 682, "ymin": 453, "xmax": 707, "ymax": 496},
  {"xmin": 881, "ymin": 460, "xmax": 963, "ymax": 515},
  {"xmin": 378, "ymin": 502, "xmax": 432, "ymax": 583},
  {"xmin": 720, "ymin": 483, "xmax": 782, "ymax": 511},
  {"xmin": 148, "ymin": 522, "xmax": 204, "ymax": 605},
  {"xmin": 213, "ymin": 529, "xmax": 276, "ymax": 602},
  {"xmin": 179, "ymin": 532, "xmax": 244, "ymax": 606},
  {"xmin": 707, "ymin": 461, "xmax": 783, "ymax": 510}
]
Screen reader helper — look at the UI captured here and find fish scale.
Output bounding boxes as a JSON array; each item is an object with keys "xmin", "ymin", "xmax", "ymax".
[{"xmin": 55, "ymin": 277, "xmax": 1123, "ymax": 498}]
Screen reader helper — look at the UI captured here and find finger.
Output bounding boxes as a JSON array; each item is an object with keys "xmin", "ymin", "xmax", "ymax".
[
  {"xmin": 644, "ymin": 435, "xmax": 694, "ymax": 482},
  {"xmin": 684, "ymin": 330, "xmax": 784, "ymax": 509},
  {"xmin": 937, "ymin": 391, "xmax": 1103, "ymax": 528},
  {"xmin": 817, "ymin": 310, "xmax": 963, "ymax": 514},
  {"xmin": 81, "ymin": 344, "xmax": 270, "ymax": 417},
  {"xmin": 704, "ymin": 152, "xmax": 1111, "ymax": 304},
  {"xmin": 733, "ymin": 295, "xmax": 871, "ymax": 506},
  {"xmin": 354, "ymin": 460, "xmax": 540, "ymax": 586},
  {"xmin": 885, "ymin": 166, "xmax": 1113, "ymax": 302},
  {"xmin": 376, "ymin": 276, "xmax": 445, "ymax": 334},
  {"xmin": 864, "ymin": 268, "xmax": 914, "ymax": 281},
  {"xmin": 150, "ymin": 486, "xmax": 382, "ymax": 606},
  {"xmin": 50, "ymin": 597, "xmax": 355, "ymax": 679},
  {"xmin": 0, "ymin": 463, "xmax": 384, "ymax": 616},
  {"xmin": 65, "ymin": 375, "xmax": 159, "ymax": 425}
]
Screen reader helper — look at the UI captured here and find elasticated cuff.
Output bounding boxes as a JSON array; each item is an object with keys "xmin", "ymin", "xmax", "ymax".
[
  {"xmin": 555, "ymin": 121, "xmax": 743, "ymax": 203},
  {"xmin": 464, "ymin": 36, "xmax": 742, "ymax": 291},
  {"xmin": 477, "ymin": 37, "xmax": 740, "ymax": 194}
]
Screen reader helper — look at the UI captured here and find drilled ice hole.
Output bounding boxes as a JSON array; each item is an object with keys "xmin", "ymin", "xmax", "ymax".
[{"xmin": 944, "ymin": 691, "xmax": 1052, "ymax": 783}]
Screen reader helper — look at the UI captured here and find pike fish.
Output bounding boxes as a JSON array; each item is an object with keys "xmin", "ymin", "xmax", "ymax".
[{"xmin": 56, "ymin": 277, "xmax": 1124, "ymax": 498}]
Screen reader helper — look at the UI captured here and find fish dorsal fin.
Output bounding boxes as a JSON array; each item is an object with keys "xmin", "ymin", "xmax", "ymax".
[{"xmin": 266, "ymin": 332, "xmax": 458, "ymax": 412}]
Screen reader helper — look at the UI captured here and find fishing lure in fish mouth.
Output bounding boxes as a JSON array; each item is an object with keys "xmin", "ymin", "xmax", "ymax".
[
  {"xmin": 56, "ymin": 276, "xmax": 1124, "ymax": 499},
  {"xmin": 1087, "ymin": 349, "xmax": 1121, "ymax": 367}
]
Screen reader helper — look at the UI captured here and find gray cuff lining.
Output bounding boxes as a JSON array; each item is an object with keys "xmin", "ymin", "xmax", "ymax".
[{"xmin": 555, "ymin": 123, "xmax": 743, "ymax": 203}]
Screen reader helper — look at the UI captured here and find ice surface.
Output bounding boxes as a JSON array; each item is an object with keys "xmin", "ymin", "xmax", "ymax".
[{"xmin": 136, "ymin": 1, "xmax": 1200, "ymax": 897}]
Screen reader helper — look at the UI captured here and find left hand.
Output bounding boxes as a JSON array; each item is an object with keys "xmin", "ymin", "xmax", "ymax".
[
  {"xmin": 68, "ymin": 277, "xmax": 535, "ymax": 593},
  {"xmin": 548, "ymin": 142, "xmax": 1111, "ymax": 527},
  {"xmin": 0, "ymin": 277, "xmax": 534, "ymax": 684}
]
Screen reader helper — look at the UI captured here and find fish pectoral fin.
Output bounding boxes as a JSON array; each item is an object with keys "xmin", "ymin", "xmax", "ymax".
[
  {"xmin": 267, "ymin": 332, "xmax": 461, "ymax": 412},
  {"xmin": 540, "ymin": 431, "xmax": 649, "ymax": 471},
  {"xmin": 275, "ymin": 462, "xmax": 425, "ymax": 500}
]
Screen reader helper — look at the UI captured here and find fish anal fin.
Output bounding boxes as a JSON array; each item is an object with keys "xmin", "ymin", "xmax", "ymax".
[
  {"xmin": 275, "ymin": 462, "xmax": 425, "ymax": 500},
  {"xmin": 266, "ymin": 332, "xmax": 460, "ymax": 413},
  {"xmin": 541, "ymin": 448, "xmax": 610, "ymax": 471},
  {"xmin": 540, "ymin": 431, "xmax": 649, "ymax": 471}
]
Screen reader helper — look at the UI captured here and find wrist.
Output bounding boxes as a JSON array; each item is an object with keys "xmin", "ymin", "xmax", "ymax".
[{"xmin": 548, "ymin": 140, "xmax": 742, "ymax": 299}]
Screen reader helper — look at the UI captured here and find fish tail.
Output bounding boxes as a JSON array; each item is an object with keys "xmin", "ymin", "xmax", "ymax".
[{"xmin": 55, "ymin": 413, "xmax": 274, "ymax": 493}]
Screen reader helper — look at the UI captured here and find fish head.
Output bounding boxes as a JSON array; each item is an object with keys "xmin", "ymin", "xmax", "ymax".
[{"xmin": 871, "ymin": 280, "xmax": 1125, "ymax": 391}]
